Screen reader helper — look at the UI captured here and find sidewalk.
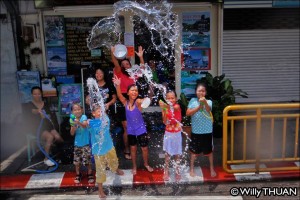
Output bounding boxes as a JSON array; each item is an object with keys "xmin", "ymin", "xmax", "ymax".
[
  {"xmin": 1, "ymin": 163, "xmax": 299, "ymax": 190},
  {"xmin": 1, "ymin": 112, "xmax": 299, "ymax": 190}
]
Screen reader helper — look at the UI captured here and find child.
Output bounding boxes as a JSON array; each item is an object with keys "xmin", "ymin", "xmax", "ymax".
[
  {"xmin": 112, "ymin": 75, "xmax": 154, "ymax": 175},
  {"xmin": 69, "ymin": 103, "xmax": 94, "ymax": 184},
  {"xmin": 159, "ymin": 90, "xmax": 182, "ymax": 181},
  {"xmin": 89, "ymin": 105, "xmax": 124, "ymax": 198},
  {"xmin": 186, "ymin": 82, "xmax": 216, "ymax": 177}
]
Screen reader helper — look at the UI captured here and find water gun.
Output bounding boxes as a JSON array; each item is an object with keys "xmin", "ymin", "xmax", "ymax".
[{"xmin": 69, "ymin": 114, "xmax": 76, "ymax": 126}]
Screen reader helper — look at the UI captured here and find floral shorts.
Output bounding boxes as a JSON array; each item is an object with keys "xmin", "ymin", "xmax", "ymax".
[{"xmin": 73, "ymin": 145, "xmax": 92, "ymax": 166}]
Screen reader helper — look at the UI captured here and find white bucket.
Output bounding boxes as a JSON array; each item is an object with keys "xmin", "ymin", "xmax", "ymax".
[
  {"xmin": 141, "ymin": 97, "xmax": 151, "ymax": 108},
  {"xmin": 114, "ymin": 44, "xmax": 128, "ymax": 59}
]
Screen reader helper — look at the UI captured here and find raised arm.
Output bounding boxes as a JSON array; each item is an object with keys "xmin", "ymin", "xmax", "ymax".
[
  {"xmin": 135, "ymin": 46, "xmax": 145, "ymax": 65},
  {"xmin": 111, "ymin": 46, "xmax": 121, "ymax": 73},
  {"xmin": 112, "ymin": 75, "xmax": 127, "ymax": 105}
]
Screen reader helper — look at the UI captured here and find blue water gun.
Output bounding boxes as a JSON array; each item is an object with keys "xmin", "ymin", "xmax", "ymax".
[{"xmin": 69, "ymin": 114, "xmax": 76, "ymax": 126}]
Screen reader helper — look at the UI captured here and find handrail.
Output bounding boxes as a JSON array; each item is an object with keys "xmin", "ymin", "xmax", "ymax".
[{"xmin": 223, "ymin": 103, "xmax": 300, "ymax": 174}]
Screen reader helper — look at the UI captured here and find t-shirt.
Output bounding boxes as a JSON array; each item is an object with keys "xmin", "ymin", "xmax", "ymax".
[
  {"xmin": 98, "ymin": 83, "xmax": 116, "ymax": 104},
  {"xmin": 98, "ymin": 82, "xmax": 116, "ymax": 113},
  {"xmin": 188, "ymin": 98, "xmax": 213, "ymax": 134},
  {"xmin": 89, "ymin": 115, "xmax": 114, "ymax": 155},
  {"xmin": 74, "ymin": 115, "xmax": 90, "ymax": 147},
  {"xmin": 113, "ymin": 69, "xmax": 135, "ymax": 93}
]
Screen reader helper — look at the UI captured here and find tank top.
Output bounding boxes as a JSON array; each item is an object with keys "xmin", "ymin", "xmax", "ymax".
[
  {"xmin": 165, "ymin": 103, "xmax": 182, "ymax": 133},
  {"xmin": 125, "ymin": 102, "xmax": 146, "ymax": 136}
]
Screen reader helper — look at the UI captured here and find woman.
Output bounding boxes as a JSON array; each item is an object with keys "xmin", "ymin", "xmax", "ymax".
[
  {"xmin": 111, "ymin": 45, "xmax": 145, "ymax": 160},
  {"xmin": 23, "ymin": 86, "xmax": 63, "ymax": 166},
  {"xmin": 95, "ymin": 67, "xmax": 117, "ymax": 116}
]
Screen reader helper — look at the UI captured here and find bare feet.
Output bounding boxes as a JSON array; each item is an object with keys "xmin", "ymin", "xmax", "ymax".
[
  {"xmin": 210, "ymin": 168, "xmax": 216, "ymax": 177},
  {"xmin": 144, "ymin": 165, "xmax": 154, "ymax": 173},
  {"xmin": 116, "ymin": 169, "xmax": 124, "ymax": 176},
  {"xmin": 175, "ymin": 173, "xmax": 181, "ymax": 181},
  {"xmin": 99, "ymin": 192, "xmax": 106, "ymax": 199},
  {"xmin": 163, "ymin": 171, "xmax": 169, "ymax": 181},
  {"xmin": 132, "ymin": 168, "xmax": 137, "ymax": 175},
  {"xmin": 189, "ymin": 170, "xmax": 196, "ymax": 177}
]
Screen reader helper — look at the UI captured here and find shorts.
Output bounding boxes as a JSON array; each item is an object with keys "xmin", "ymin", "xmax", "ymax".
[
  {"xmin": 128, "ymin": 132, "xmax": 149, "ymax": 147},
  {"xmin": 73, "ymin": 145, "xmax": 92, "ymax": 166},
  {"xmin": 163, "ymin": 131, "xmax": 182, "ymax": 156},
  {"xmin": 94, "ymin": 148, "xmax": 119, "ymax": 183},
  {"xmin": 116, "ymin": 104, "xmax": 126, "ymax": 121},
  {"xmin": 115, "ymin": 93, "xmax": 128, "ymax": 122},
  {"xmin": 189, "ymin": 132, "xmax": 213, "ymax": 155}
]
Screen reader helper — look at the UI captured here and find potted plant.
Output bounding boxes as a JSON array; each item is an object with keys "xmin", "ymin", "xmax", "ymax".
[{"xmin": 197, "ymin": 73, "xmax": 248, "ymax": 137}]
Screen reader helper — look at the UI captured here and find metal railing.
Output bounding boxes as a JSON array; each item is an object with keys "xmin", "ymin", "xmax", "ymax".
[{"xmin": 223, "ymin": 103, "xmax": 300, "ymax": 174}]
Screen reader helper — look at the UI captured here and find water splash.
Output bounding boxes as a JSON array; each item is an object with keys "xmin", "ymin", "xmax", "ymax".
[
  {"xmin": 87, "ymin": 0, "xmax": 192, "ymax": 180},
  {"xmin": 86, "ymin": 78, "xmax": 108, "ymax": 155},
  {"xmin": 87, "ymin": 0, "xmax": 179, "ymax": 58}
]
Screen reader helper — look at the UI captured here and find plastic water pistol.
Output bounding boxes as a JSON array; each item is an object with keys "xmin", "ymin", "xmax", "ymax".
[{"xmin": 69, "ymin": 114, "xmax": 76, "ymax": 127}]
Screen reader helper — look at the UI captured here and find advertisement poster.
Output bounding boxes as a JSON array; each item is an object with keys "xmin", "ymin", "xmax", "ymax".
[
  {"xmin": 41, "ymin": 76, "xmax": 57, "ymax": 97},
  {"xmin": 182, "ymin": 48, "xmax": 211, "ymax": 70},
  {"xmin": 181, "ymin": 71, "xmax": 206, "ymax": 99},
  {"xmin": 47, "ymin": 47, "xmax": 67, "ymax": 75},
  {"xmin": 44, "ymin": 16, "xmax": 65, "ymax": 47},
  {"xmin": 182, "ymin": 12, "xmax": 210, "ymax": 48},
  {"xmin": 58, "ymin": 84, "xmax": 82, "ymax": 116},
  {"xmin": 16, "ymin": 71, "xmax": 41, "ymax": 103},
  {"xmin": 181, "ymin": 12, "xmax": 211, "ymax": 97}
]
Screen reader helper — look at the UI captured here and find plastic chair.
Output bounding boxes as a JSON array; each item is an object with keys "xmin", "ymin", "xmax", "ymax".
[{"xmin": 26, "ymin": 134, "xmax": 37, "ymax": 162}]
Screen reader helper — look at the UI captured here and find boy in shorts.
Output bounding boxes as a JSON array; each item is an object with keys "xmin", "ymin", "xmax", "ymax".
[
  {"xmin": 70, "ymin": 103, "xmax": 94, "ymax": 184},
  {"xmin": 89, "ymin": 106, "xmax": 124, "ymax": 198}
]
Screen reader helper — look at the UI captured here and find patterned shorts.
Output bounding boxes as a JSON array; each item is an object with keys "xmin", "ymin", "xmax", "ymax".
[{"xmin": 73, "ymin": 145, "xmax": 92, "ymax": 166}]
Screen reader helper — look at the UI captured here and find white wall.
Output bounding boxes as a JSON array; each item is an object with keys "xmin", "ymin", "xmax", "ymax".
[{"xmin": 0, "ymin": 3, "xmax": 22, "ymax": 123}]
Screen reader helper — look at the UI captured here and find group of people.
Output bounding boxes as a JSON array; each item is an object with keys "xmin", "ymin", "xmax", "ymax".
[{"xmin": 23, "ymin": 45, "xmax": 216, "ymax": 198}]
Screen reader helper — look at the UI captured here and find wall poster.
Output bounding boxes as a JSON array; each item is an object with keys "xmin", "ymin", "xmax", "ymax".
[
  {"xmin": 41, "ymin": 76, "xmax": 57, "ymax": 97},
  {"xmin": 58, "ymin": 84, "xmax": 82, "ymax": 116},
  {"xmin": 46, "ymin": 47, "xmax": 67, "ymax": 75},
  {"xmin": 16, "ymin": 71, "xmax": 41, "ymax": 103},
  {"xmin": 44, "ymin": 15, "xmax": 67, "ymax": 76},
  {"xmin": 181, "ymin": 11, "xmax": 211, "ymax": 97}
]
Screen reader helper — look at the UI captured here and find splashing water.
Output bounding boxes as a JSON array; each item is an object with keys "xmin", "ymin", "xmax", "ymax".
[
  {"xmin": 87, "ymin": 0, "xmax": 191, "ymax": 178},
  {"xmin": 126, "ymin": 63, "xmax": 192, "ymax": 175},
  {"xmin": 86, "ymin": 78, "xmax": 108, "ymax": 155},
  {"xmin": 87, "ymin": 0, "xmax": 180, "ymax": 58}
]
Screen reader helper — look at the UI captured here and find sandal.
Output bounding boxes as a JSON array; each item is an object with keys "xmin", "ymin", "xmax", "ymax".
[
  {"xmin": 74, "ymin": 174, "xmax": 82, "ymax": 184},
  {"xmin": 88, "ymin": 174, "xmax": 95, "ymax": 183},
  {"xmin": 124, "ymin": 152, "xmax": 132, "ymax": 160}
]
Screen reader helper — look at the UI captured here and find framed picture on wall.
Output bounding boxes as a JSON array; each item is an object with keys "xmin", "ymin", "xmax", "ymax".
[
  {"xmin": 41, "ymin": 76, "xmax": 57, "ymax": 97},
  {"xmin": 58, "ymin": 84, "xmax": 82, "ymax": 116}
]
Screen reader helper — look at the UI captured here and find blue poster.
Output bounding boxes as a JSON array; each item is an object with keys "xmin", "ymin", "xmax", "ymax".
[
  {"xmin": 16, "ymin": 71, "xmax": 41, "ymax": 103},
  {"xmin": 44, "ymin": 16, "xmax": 65, "ymax": 47},
  {"xmin": 58, "ymin": 84, "xmax": 82, "ymax": 116},
  {"xmin": 182, "ymin": 12, "xmax": 210, "ymax": 48},
  {"xmin": 47, "ymin": 47, "xmax": 67, "ymax": 75}
]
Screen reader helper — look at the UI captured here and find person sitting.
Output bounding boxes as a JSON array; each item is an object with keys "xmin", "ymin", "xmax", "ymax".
[{"xmin": 22, "ymin": 86, "xmax": 63, "ymax": 166}]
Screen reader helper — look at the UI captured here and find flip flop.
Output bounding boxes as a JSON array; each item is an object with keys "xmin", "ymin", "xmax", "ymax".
[{"xmin": 124, "ymin": 152, "xmax": 132, "ymax": 160}]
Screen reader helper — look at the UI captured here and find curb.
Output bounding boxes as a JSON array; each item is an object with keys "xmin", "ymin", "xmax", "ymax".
[{"xmin": 1, "ymin": 164, "xmax": 299, "ymax": 191}]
